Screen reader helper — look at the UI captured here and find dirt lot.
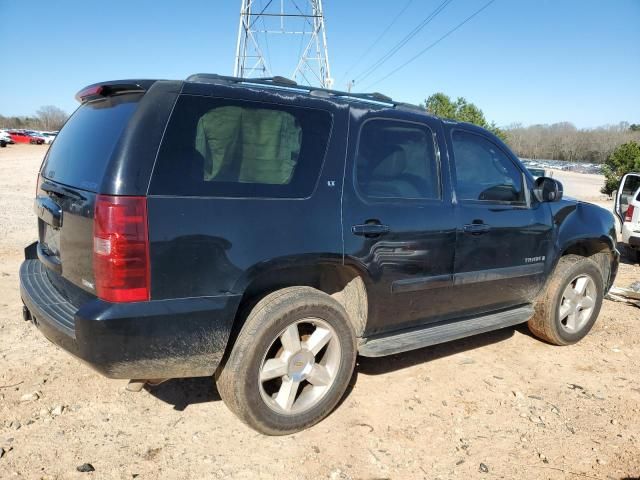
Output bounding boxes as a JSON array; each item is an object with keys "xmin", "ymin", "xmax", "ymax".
[{"xmin": 1, "ymin": 144, "xmax": 638, "ymax": 479}]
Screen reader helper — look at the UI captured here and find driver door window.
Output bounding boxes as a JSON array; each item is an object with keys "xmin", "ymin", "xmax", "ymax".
[{"xmin": 452, "ymin": 130, "xmax": 524, "ymax": 204}]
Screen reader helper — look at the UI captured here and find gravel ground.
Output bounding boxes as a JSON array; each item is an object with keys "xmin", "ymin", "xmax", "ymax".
[{"xmin": 0, "ymin": 144, "xmax": 638, "ymax": 479}]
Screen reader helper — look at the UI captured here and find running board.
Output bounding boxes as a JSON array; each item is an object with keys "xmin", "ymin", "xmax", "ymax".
[{"xmin": 358, "ymin": 305, "xmax": 534, "ymax": 357}]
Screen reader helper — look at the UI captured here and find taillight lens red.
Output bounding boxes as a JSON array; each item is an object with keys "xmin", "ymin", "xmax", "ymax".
[
  {"xmin": 94, "ymin": 195, "xmax": 150, "ymax": 302},
  {"xmin": 625, "ymin": 205, "xmax": 635, "ymax": 223}
]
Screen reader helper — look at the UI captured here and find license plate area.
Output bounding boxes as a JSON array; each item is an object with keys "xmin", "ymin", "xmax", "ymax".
[{"xmin": 39, "ymin": 220, "xmax": 61, "ymax": 258}]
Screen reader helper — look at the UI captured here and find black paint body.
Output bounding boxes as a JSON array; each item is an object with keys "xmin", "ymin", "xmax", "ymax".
[{"xmin": 20, "ymin": 78, "xmax": 619, "ymax": 379}]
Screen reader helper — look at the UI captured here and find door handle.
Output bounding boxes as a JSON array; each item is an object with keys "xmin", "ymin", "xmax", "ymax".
[
  {"xmin": 352, "ymin": 223, "xmax": 390, "ymax": 237},
  {"xmin": 463, "ymin": 223, "xmax": 491, "ymax": 235},
  {"xmin": 34, "ymin": 196, "xmax": 62, "ymax": 228}
]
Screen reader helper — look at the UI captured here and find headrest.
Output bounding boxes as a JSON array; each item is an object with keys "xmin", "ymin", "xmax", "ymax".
[{"xmin": 372, "ymin": 147, "xmax": 407, "ymax": 177}]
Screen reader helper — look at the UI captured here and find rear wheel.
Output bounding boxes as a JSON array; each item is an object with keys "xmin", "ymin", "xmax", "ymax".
[
  {"xmin": 216, "ymin": 286, "xmax": 356, "ymax": 435},
  {"xmin": 528, "ymin": 255, "xmax": 604, "ymax": 345}
]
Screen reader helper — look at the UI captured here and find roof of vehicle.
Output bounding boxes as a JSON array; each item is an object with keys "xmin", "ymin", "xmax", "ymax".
[
  {"xmin": 76, "ymin": 75, "xmax": 501, "ymax": 136},
  {"xmin": 184, "ymin": 73, "xmax": 429, "ymax": 114}
]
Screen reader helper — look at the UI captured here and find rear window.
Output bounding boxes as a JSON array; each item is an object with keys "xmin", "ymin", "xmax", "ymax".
[
  {"xmin": 150, "ymin": 95, "xmax": 332, "ymax": 198},
  {"xmin": 41, "ymin": 93, "xmax": 141, "ymax": 191}
]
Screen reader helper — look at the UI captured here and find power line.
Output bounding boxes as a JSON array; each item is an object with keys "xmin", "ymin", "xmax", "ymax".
[
  {"xmin": 363, "ymin": 0, "xmax": 497, "ymax": 90},
  {"xmin": 353, "ymin": 0, "xmax": 454, "ymax": 85},
  {"xmin": 338, "ymin": 0, "xmax": 414, "ymax": 84}
]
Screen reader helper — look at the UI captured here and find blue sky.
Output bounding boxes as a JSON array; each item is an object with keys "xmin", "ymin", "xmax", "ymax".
[{"xmin": 0, "ymin": 0, "xmax": 638, "ymax": 128}]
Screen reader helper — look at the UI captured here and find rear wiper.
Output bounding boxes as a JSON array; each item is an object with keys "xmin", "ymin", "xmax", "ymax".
[{"xmin": 41, "ymin": 180, "xmax": 86, "ymax": 201}]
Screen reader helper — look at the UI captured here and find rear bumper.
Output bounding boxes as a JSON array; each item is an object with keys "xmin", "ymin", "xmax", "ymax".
[
  {"xmin": 20, "ymin": 258, "xmax": 241, "ymax": 379},
  {"xmin": 621, "ymin": 223, "xmax": 640, "ymax": 246}
]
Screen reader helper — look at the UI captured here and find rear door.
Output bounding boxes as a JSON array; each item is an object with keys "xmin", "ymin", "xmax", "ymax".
[
  {"xmin": 614, "ymin": 173, "xmax": 640, "ymax": 228},
  {"xmin": 447, "ymin": 127, "xmax": 553, "ymax": 316},
  {"xmin": 36, "ymin": 92, "xmax": 144, "ymax": 300},
  {"xmin": 342, "ymin": 111, "xmax": 457, "ymax": 335}
]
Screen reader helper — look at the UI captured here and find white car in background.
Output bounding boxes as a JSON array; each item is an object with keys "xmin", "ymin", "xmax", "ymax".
[
  {"xmin": 0, "ymin": 130, "xmax": 11, "ymax": 147},
  {"xmin": 40, "ymin": 132, "xmax": 57, "ymax": 144},
  {"xmin": 615, "ymin": 173, "xmax": 640, "ymax": 262}
]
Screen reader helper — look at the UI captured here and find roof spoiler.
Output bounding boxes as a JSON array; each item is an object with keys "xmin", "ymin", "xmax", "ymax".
[{"xmin": 75, "ymin": 80, "xmax": 156, "ymax": 103}]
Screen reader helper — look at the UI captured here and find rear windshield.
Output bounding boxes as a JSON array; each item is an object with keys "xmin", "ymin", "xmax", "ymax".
[
  {"xmin": 41, "ymin": 93, "xmax": 141, "ymax": 191},
  {"xmin": 150, "ymin": 95, "xmax": 332, "ymax": 198}
]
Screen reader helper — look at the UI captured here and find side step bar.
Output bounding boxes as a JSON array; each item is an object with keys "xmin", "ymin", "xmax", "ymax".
[{"xmin": 358, "ymin": 305, "xmax": 534, "ymax": 357}]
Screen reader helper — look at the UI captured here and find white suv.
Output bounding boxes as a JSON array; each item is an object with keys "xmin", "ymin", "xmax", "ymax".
[
  {"xmin": 615, "ymin": 173, "xmax": 640, "ymax": 261},
  {"xmin": 0, "ymin": 130, "xmax": 11, "ymax": 147}
]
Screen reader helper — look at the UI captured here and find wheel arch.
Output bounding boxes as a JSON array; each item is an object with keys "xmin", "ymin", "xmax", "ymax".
[
  {"xmin": 551, "ymin": 201, "xmax": 620, "ymax": 291},
  {"xmin": 554, "ymin": 237, "xmax": 618, "ymax": 292},
  {"xmin": 229, "ymin": 256, "xmax": 370, "ymax": 344}
]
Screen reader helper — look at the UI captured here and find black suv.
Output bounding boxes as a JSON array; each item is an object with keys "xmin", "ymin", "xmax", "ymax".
[{"xmin": 20, "ymin": 75, "xmax": 619, "ymax": 435}]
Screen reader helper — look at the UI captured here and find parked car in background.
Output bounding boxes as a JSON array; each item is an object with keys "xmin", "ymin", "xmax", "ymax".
[
  {"xmin": 615, "ymin": 173, "xmax": 640, "ymax": 261},
  {"xmin": 9, "ymin": 131, "xmax": 44, "ymax": 144},
  {"xmin": 0, "ymin": 130, "xmax": 11, "ymax": 147},
  {"xmin": 28, "ymin": 131, "xmax": 55, "ymax": 144},
  {"xmin": 40, "ymin": 132, "xmax": 57, "ymax": 144},
  {"xmin": 0, "ymin": 129, "xmax": 15, "ymax": 144}
]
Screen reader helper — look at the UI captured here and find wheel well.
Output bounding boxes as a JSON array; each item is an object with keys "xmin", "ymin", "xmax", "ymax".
[
  {"xmin": 233, "ymin": 265, "xmax": 368, "ymax": 338},
  {"xmin": 561, "ymin": 241, "xmax": 613, "ymax": 284}
]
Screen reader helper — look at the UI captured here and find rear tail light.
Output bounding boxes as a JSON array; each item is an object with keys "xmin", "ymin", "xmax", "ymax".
[
  {"xmin": 93, "ymin": 195, "xmax": 150, "ymax": 302},
  {"xmin": 625, "ymin": 205, "xmax": 635, "ymax": 223}
]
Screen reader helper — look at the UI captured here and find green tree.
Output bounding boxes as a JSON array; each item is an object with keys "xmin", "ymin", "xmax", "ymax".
[
  {"xmin": 601, "ymin": 141, "xmax": 640, "ymax": 195},
  {"xmin": 424, "ymin": 92, "xmax": 457, "ymax": 120},
  {"xmin": 423, "ymin": 92, "xmax": 505, "ymax": 140}
]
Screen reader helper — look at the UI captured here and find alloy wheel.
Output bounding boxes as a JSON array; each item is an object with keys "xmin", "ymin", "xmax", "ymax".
[
  {"xmin": 258, "ymin": 318, "xmax": 341, "ymax": 415},
  {"xmin": 558, "ymin": 274, "xmax": 597, "ymax": 333}
]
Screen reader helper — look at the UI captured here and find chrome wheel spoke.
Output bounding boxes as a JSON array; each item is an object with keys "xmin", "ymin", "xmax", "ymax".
[
  {"xmin": 304, "ymin": 327, "xmax": 332, "ymax": 356},
  {"xmin": 306, "ymin": 364, "xmax": 331, "ymax": 386},
  {"xmin": 563, "ymin": 284, "xmax": 579, "ymax": 303},
  {"xmin": 558, "ymin": 301, "xmax": 572, "ymax": 320},
  {"xmin": 574, "ymin": 276, "xmax": 589, "ymax": 294},
  {"xmin": 280, "ymin": 324, "xmax": 301, "ymax": 353},
  {"xmin": 580, "ymin": 295, "xmax": 595, "ymax": 310},
  {"xmin": 275, "ymin": 376, "xmax": 300, "ymax": 411},
  {"xmin": 260, "ymin": 358, "xmax": 288, "ymax": 382},
  {"xmin": 565, "ymin": 311, "xmax": 578, "ymax": 330}
]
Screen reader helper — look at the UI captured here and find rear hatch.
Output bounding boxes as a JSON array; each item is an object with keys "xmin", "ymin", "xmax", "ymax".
[{"xmin": 36, "ymin": 91, "xmax": 144, "ymax": 305}]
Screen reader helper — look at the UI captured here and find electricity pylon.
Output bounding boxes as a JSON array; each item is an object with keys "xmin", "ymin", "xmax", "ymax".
[{"xmin": 233, "ymin": 0, "xmax": 333, "ymax": 88}]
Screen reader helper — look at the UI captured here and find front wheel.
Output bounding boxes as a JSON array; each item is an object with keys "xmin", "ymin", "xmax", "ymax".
[
  {"xmin": 216, "ymin": 286, "xmax": 357, "ymax": 435},
  {"xmin": 528, "ymin": 255, "xmax": 604, "ymax": 345}
]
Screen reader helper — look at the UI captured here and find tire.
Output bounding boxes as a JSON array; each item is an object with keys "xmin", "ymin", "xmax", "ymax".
[
  {"xmin": 216, "ymin": 286, "xmax": 356, "ymax": 435},
  {"xmin": 528, "ymin": 255, "xmax": 604, "ymax": 345}
]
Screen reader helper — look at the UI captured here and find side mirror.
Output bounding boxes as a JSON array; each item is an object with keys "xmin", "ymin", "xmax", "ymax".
[{"xmin": 533, "ymin": 176, "xmax": 563, "ymax": 202}]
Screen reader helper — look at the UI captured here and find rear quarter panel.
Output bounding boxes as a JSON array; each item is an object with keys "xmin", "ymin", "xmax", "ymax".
[{"xmin": 146, "ymin": 91, "xmax": 350, "ymax": 300}]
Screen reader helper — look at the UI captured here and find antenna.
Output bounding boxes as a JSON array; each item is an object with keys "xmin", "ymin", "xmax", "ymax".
[{"xmin": 233, "ymin": 0, "xmax": 333, "ymax": 88}]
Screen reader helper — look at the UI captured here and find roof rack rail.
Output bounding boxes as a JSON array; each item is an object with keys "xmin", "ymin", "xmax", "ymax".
[
  {"xmin": 185, "ymin": 73, "xmax": 423, "ymax": 110},
  {"xmin": 186, "ymin": 73, "xmax": 299, "ymax": 87}
]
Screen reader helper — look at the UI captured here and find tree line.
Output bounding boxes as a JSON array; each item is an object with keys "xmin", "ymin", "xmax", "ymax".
[
  {"xmin": 424, "ymin": 92, "xmax": 640, "ymax": 164},
  {"xmin": 504, "ymin": 121, "xmax": 640, "ymax": 164},
  {"xmin": 1, "ymin": 105, "xmax": 68, "ymax": 131}
]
